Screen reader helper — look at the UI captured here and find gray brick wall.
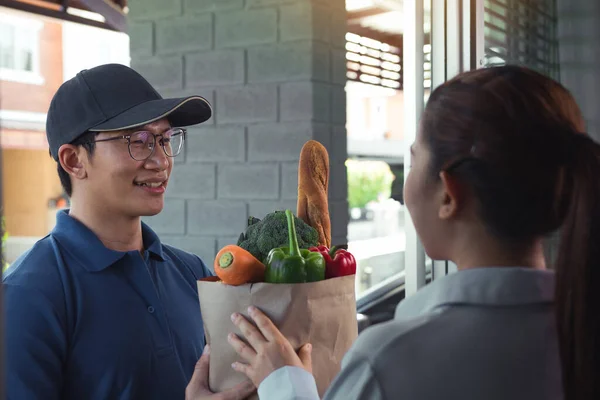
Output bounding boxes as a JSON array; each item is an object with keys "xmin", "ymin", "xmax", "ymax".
[
  {"xmin": 129, "ymin": 0, "xmax": 348, "ymax": 267},
  {"xmin": 557, "ymin": 0, "xmax": 600, "ymax": 140}
]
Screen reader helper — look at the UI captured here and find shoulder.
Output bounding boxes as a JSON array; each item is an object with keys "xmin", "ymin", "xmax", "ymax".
[
  {"xmin": 3, "ymin": 235, "xmax": 68, "ymax": 320},
  {"xmin": 335, "ymin": 312, "xmax": 447, "ymax": 398},
  {"xmin": 3, "ymin": 235, "xmax": 61, "ymax": 286},
  {"xmin": 161, "ymin": 244, "xmax": 213, "ymax": 279},
  {"xmin": 347, "ymin": 311, "xmax": 440, "ymax": 366}
]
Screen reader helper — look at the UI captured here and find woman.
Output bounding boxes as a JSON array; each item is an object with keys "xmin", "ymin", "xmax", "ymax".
[{"xmin": 187, "ymin": 65, "xmax": 600, "ymax": 400}]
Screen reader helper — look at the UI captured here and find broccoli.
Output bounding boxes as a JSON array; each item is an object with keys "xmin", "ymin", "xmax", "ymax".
[{"xmin": 237, "ymin": 210, "xmax": 319, "ymax": 263}]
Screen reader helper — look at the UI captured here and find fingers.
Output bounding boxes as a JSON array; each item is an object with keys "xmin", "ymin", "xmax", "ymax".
[
  {"xmin": 247, "ymin": 306, "xmax": 283, "ymax": 343},
  {"xmin": 219, "ymin": 379, "xmax": 256, "ymax": 400},
  {"xmin": 228, "ymin": 333, "xmax": 257, "ymax": 363},
  {"xmin": 298, "ymin": 343, "xmax": 313, "ymax": 374},
  {"xmin": 231, "ymin": 361, "xmax": 251, "ymax": 378},
  {"xmin": 193, "ymin": 345, "xmax": 211, "ymax": 388},
  {"xmin": 184, "ymin": 345, "xmax": 211, "ymax": 399},
  {"xmin": 231, "ymin": 312, "xmax": 267, "ymax": 350}
]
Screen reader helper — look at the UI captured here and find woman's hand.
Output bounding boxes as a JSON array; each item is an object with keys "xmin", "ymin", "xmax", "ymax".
[
  {"xmin": 228, "ymin": 306, "xmax": 313, "ymax": 387},
  {"xmin": 185, "ymin": 345, "xmax": 256, "ymax": 400}
]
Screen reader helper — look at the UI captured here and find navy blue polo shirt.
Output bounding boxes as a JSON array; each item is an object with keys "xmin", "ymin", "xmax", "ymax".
[{"xmin": 3, "ymin": 210, "xmax": 213, "ymax": 400}]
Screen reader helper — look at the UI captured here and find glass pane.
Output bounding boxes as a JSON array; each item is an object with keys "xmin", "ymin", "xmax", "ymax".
[
  {"xmin": 346, "ymin": 0, "xmax": 431, "ymax": 296},
  {"xmin": 0, "ymin": 23, "xmax": 15, "ymax": 69},
  {"xmin": 345, "ymin": 28, "xmax": 407, "ymax": 296},
  {"xmin": 483, "ymin": 0, "xmax": 558, "ymax": 79}
]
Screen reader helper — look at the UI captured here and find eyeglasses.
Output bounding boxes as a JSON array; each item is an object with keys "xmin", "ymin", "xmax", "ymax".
[{"xmin": 85, "ymin": 127, "xmax": 186, "ymax": 161}]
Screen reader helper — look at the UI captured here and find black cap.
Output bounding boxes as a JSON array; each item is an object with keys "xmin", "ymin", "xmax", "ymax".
[{"xmin": 46, "ymin": 63, "xmax": 212, "ymax": 160}]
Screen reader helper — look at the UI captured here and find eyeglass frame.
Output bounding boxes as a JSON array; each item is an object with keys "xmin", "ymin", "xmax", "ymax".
[{"xmin": 82, "ymin": 127, "xmax": 187, "ymax": 161}]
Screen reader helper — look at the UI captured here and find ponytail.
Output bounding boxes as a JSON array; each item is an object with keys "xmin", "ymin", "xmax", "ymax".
[{"xmin": 555, "ymin": 133, "xmax": 600, "ymax": 400}]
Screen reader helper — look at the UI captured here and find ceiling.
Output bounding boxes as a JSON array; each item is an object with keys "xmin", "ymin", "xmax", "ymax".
[
  {"xmin": 1, "ymin": 0, "xmax": 428, "ymax": 38},
  {"xmin": 346, "ymin": 0, "xmax": 431, "ymax": 36},
  {"xmin": 0, "ymin": 0, "xmax": 127, "ymax": 32}
]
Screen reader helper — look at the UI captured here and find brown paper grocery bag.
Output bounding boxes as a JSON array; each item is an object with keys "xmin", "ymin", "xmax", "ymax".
[{"xmin": 197, "ymin": 275, "xmax": 358, "ymax": 399}]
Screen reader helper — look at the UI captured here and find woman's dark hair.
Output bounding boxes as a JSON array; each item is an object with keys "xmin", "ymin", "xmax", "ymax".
[
  {"xmin": 55, "ymin": 132, "xmax": 97, "ymax": 197},
  {"xmin": 421, "ymin": 65, "xmax": 599, "ymax": 399}
]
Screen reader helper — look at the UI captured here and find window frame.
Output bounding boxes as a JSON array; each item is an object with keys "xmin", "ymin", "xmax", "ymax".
[{"xmin": 0, "ymin": 13, "xmax": 44, "ymax": 85}]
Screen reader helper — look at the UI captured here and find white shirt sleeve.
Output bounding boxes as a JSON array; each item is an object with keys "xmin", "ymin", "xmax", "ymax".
[{"xmin": 257, "ymin": 366, "xmax": 320, "ymax": 400}]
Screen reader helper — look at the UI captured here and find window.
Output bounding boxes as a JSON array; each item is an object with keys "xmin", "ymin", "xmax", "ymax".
[
  {"xmin": 483, "ymin": 0, "xmax": 559, "ymax": 79},
  {"xmin": 0, "ymin": 14, "xmax": 43, "ymax": 85}
]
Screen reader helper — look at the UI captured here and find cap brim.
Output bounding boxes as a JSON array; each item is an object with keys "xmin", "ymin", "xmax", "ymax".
[{"xmin": 88, "ymin": 96, "xmax": 212, "ymax": 132}]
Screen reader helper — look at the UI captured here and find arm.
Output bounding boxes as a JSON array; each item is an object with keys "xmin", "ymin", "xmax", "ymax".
[
  {"xmin": 257, "ymin": 355, "xmax": 385, "ymax": 400},
  {"xmin": 322, "ymin": 354, "xmax": 385, "ymax": 400},
  {"xmin": 4, "ymin": 283, "xmax": 66, "ymax": 400},
  {"xmin": 258, "ymin": 366, "xmax": 320, "ymax": 400}
]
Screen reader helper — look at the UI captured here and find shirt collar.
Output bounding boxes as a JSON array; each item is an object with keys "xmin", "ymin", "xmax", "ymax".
[
  {"xmin": 395, "ymin": 267, "xmax": 555, "ymax": 320},
  {"xmin": 51, "ymin": 209, "xmax": 166, "ymax": 272}
]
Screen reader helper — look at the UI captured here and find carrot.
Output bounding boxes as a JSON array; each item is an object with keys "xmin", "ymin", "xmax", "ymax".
[{"xmin": 214, "ymin": 245, "xmax": 266, "ymax": 286}]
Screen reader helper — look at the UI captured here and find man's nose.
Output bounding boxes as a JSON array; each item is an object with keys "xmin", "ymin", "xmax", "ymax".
[{"xmin": 145, "ymin": 140, "xmax": 170, "ymax": 170}]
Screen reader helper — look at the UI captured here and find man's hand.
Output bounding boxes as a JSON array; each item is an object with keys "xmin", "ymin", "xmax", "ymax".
[
  {"xmin": 185, "ymin": 345, "xmax": 256, "ymax": 400},
  {"xmin": 228, "ymin": 306, "xmax": 313, "ymax": 387}
]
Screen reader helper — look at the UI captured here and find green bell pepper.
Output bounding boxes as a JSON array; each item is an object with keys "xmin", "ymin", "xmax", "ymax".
[{"xmin": 264, "ymin": 210, "xmax": 326, "ymax": 283}]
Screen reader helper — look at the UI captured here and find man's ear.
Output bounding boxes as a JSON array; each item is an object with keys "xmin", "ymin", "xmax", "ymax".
[
  {"xmin": 438, "ymin": 170, "xmax": 463, "ymax": 220},
  {"xmin": 58, "ymin": 144, "xmax": 87, "ymax": 181}
]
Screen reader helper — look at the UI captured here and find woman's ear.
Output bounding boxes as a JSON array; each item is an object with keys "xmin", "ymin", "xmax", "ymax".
[
  {"xmin": 438, "ymin": 170, "xmax": 463, "ymax": 220},
  {"xmin": 58, "ymin": 145, "xmax": 87, "ymax": 180}
]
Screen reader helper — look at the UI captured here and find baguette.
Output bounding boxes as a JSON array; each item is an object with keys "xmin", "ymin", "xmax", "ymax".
[{"xmin": 297, "ymin": 140, "xmax": 331, "ymax": 248}]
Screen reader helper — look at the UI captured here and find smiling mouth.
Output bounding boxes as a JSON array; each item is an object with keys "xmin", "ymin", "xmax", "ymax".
[{"xmin": 134, "ymin": 181, "xmax": 165, "ymax": 188}]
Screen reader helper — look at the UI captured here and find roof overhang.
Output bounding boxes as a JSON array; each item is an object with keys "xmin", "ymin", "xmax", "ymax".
[{"xmin": 0, "ymin": 0, "xmax": 127, "ymax": 32}]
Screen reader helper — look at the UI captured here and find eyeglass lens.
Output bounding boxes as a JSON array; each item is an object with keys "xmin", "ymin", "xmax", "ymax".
[{"xmin": 129, "ymin": 129, "xmax": 184, "ymax": 160}]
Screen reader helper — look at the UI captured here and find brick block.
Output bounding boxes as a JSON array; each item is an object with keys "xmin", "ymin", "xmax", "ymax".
[
  {"xmin": 248, "ymin": 41, "xmax": 330, "ymax": 83},
  {"xmin": 131, "ymin": 56, "xmax": 183, "ymax": 90},
  {"xmin": 247, "ymin": 122, "xmax": 314, "ymax": 161},
  {"xmin": 249, "ymin": 200, "xmax": 298, "ymax": 219},
  {"xmin": 281, "ymin": 162, "xmax": 299, "ymax": 199},
  {"xmin": 160, "ymin": 87, "xmax": 215, "ymax": 104},
  {"xmin": 216, "ymin": 85, "xmax": 277, "ymax": 123},
  {"xmin": 187, "ymin": 200, "xmax": 247, "ymax": 235},
  {"xmin": 280, "ymin": 82, "xmax": 331, "ymax": 122},
  {"xmin": 218, "ymin": 164, "xmax": 279, "ymax": 199},
  {"xmin": 248, "ymin": 0, "xmax": 296, "ymax": 6},
  {"xmin": 248, "ymin": 0, "xmax": 331, "ymax": 7},
  {"xmin": 142, "ymin": 199, "xmax": 186, "ymax": 235},
  {"xmin": 129, "ymin": 22, "xmax": 154, "ymax": 56},
  {"xmin": 330, "ymin": 10, "xmax": 348, "ymax": 48},
  {"xmin": 155, "ymin": 15, "xmax": 212, "ymax": 55},
  {"xmin": 217, "ymin": 236, "xmax": 241, "ymax": 251},
  {"xmin": 557, "ymin": 0, "xmax": 600, "ymax": 15},
  {"xmin": 186, "ymin": 125, "xmax": 245, "ymax": 162},
  {"xmin": 331, "ymin": 235, "xmax": 348, "ymax": 246},
  {"xmin": 128, "ymin": 0, "xmax": 182, "ymax": 20},
  {"xmin": 588, "ymin": 120, "xmax": 600, "ymax": 139},
  {"xmin": 331, "ymin": 85, "xmax": 346, "ymax": 124},
  {"xmin": 162, "ymin": 235, "xmax": 217, "ymax": 265},
  {"xmin": 558, "ymin": 15, "xmax": 599, "ymax": 40},
  {"xmin": 329, "ymin": 200, "xmax": 349, "ymax": 240},
  {"xmin": 559, "ymin": 42, "xmax": 599, "ymax": 66},
  {"xmin": 561, "ymin": 70, "xmax": 600, "ymax": 120},
  {"xmin": 311, "ymin": 122, "xmax": 332, "ymax": 150},
  {"xmin": 579, "ymin": 74, "xmax": 600, "ymax": 119},
  {"xmin": 186, "ymin": 50, "xmax": 245, "ymax": 87},
  {"xmin": 280, "ymin": 2, "xmax": 330, "ymax": 42},
  {"xmin": 330, "ymin": 125, "xmax": 347, "ymax": 163},
  {"xmin": 167, "ymin": 163, "xmax": 216, "ymax": 199},
  {"xmin": 184, "ymin": 0, "xmax": 244, "ymax": 13},
  {"xmin": 331, "ymin": 48, "xmax": 347, "ymax": 85},
  {"xmin": 159, "ymin": 89, "xmax": 215, "ymax": 124},
  {"xmin": 216, "ymin": 9, "xmax": 277, "ymax": 48},
  {"xmin": 328, "ymin": 161, "xmax": 348, "ymax": 202}
]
